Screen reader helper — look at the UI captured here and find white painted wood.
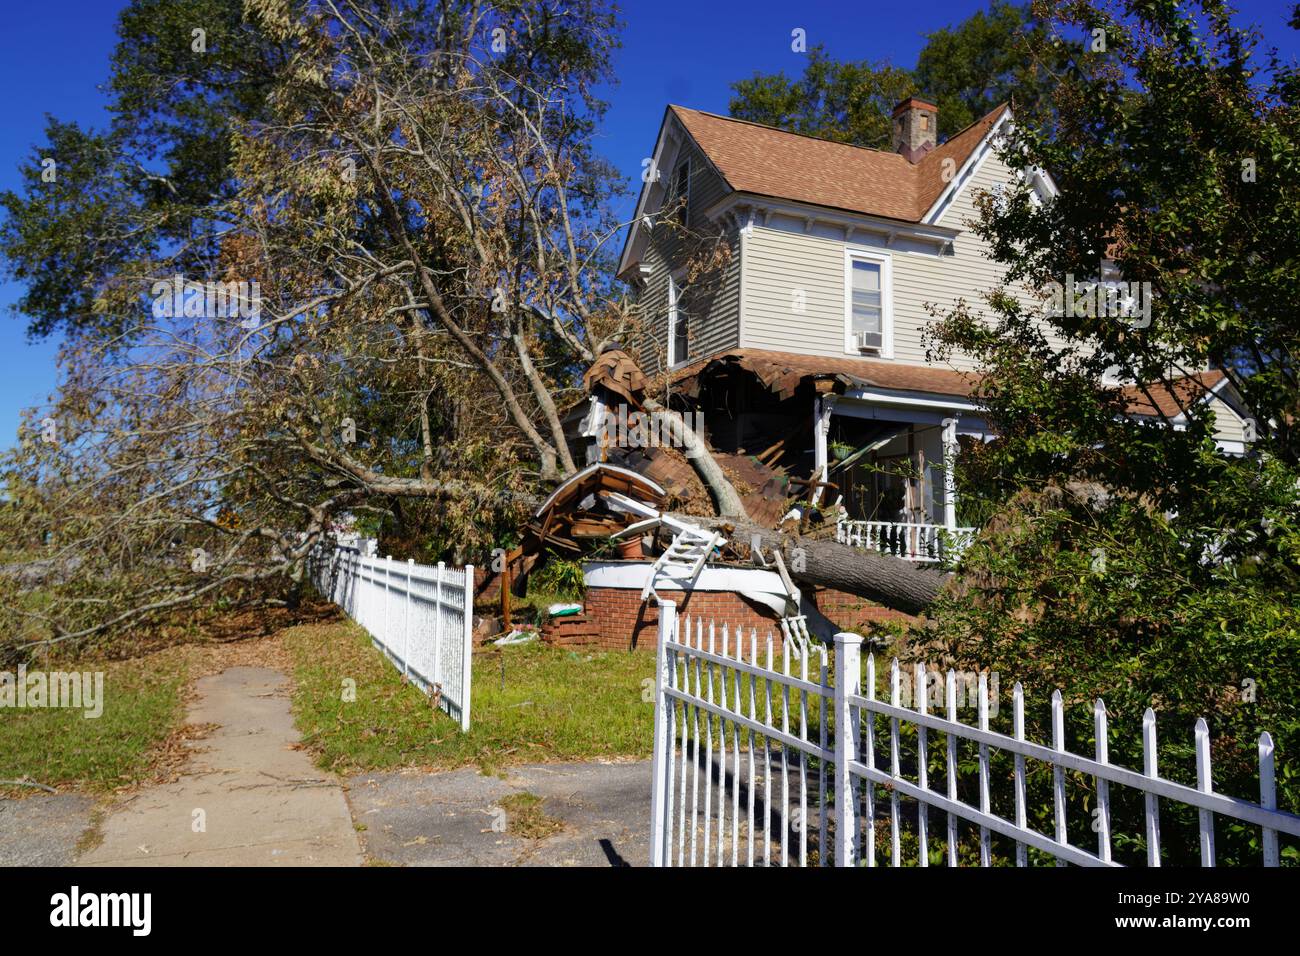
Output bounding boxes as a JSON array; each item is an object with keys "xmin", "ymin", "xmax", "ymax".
[
  {"xmin": 818, "ymin": 651, "xmax": 828, "ymax": 866},
  {"xmin": 689, "ymin": 618, "xmax": 702, "ymax": 866},
  {"xmin": 704, "ymin": 621, "xmax": 715, "ymax": 866},
  {"xmin": 799, "ymin": 646, "xmax": 810, "ymax": 868},
  {"xmin": 681, "ymin": 619, "xmax": 692, "ymax": 866},
  {"xmin": 782, "ymin": 639, "xmax": 791, "ymax": 867},
  {"xmin": 648, "ymin": 599, "xmax": 674, "ymax": 867},
  {"xmin": 748, "ymin": 631, "xmax": 758, "ymax": 868},
  {"xmin": 1013, "ymin": 683, "xmax": 1028, "ymax": 867},
  {"xmin": 764, "ymin": 635, "xmax": 774, "ymax": 868},
  {"xmin": 836, "ymin": 518, "xmax": 975, "ymax": 563},
  {"xmin": 638, "ymin": 613, "xmax": 1300, "ymax": 868},
  {"xmin": 403, "ymin": 559, "xmax": 413, "ymax": 677},
  {"xmin": 1051, "ymin": 689, "xmax": 1067, "ymax": 866},
  {"xmin": 941, "ymin": 417, "xmax": 958, "ymax": 532},
  {"xmin": 915, "ymin": 662, "xmax": 929, "ymax": 867},
  {"xmin": 946, "ymin": 669, "xmax": 959, "ymax": 867},
  {"xmin": 309, "ymin": 547, "xmax": 473, "ymax": 730},
  {"xmin": 835, "ymin": 635, "xmax": 862, "ymax": 867},
  {"xmin": 1195, "ymin": 718, "xmax": 1215, "ymax": 867},
  {"xmin": 890, "ymin": 658, "xmax": 901, "ymax": 867},
  {"xmin": 978, "ymin": 673, "xmax": 991, "ymax": 867},
  {"xmin": 864, "ymin": 653, "xmax": 877, "ymax": 867},
  {"xmin": 730, "ymin": 627, "xmax": 741, "ymax": 867},
  {"xmin": 1143, "ymin": 708, "xmax": 1162, "ymax": 867},
  {"xmin": 1260, "ymin": 732, "xmax": 1279, "ymax": 867},
  {"xmin": 459, "ymin": 565, "xmax": 473, "ymax": 732},
  {"xmin": 1094, "ymin": 699, "xmax": 1112, "ymax": 864}
]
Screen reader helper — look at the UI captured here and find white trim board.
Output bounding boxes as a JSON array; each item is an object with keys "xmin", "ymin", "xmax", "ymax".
[{"xmin": 584, "ymin": 561, "xmax": 784, "ymax": 594}]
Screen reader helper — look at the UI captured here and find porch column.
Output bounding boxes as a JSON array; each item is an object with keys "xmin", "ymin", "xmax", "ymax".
[
  {"xmin": 812, "ymin": 394, "xmax": 836, "ymax": 505},
  {"xmin": 941, "ymin": 416, "xmax": 958, "ymax": 531}
]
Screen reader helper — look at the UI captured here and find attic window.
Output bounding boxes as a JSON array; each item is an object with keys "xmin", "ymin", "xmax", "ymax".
[{"xmin": 666, "ymin": 160, "xmax": 690, "ymax": 228}]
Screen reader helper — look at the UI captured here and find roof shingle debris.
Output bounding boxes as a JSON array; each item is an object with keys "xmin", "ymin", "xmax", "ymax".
[{"xmin": 668, "ymin": 348, "xmax": 1232, "ymax": 421}]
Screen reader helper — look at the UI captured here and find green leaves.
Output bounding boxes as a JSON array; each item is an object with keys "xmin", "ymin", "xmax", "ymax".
[
  {"xmin": 729, "ymin": 3, "xmax": 1077, "ymax": 148},
  {"xmin": 925, "ymin": 0, "xmax": 1300, "ymax": 856}
]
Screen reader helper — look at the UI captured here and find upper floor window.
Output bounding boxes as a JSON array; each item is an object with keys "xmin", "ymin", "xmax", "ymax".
[
  {"xmin": 668, "ymin": 272, "xmax": 688, "ymax": 367},
  {"xmin": 666, "ymin": 160, "xmax": 690, "ymax": 228},
  {"xmin": 845, "ymin": 251, "xmax": 891, "ymax": 356}
]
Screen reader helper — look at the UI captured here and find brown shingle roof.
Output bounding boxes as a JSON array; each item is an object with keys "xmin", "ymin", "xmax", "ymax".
[
  {"xmin": 669, "ymin": 349, "xmax": 1230, "ymax": 420},
  {"xmin": 668, "ymin": 349, "xmax": 981, "ymax": 399},
  {"xmin": 1120, "ymin": 370, "xmax": 1226, "ymax": 418},
  {"xmin": 669, "ymin": 103, "xmax": 1009, "ymax": 223}
]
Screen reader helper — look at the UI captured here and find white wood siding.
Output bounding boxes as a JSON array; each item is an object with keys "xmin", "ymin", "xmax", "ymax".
[
  {"xmin": 634, "ymin": 137, "xmax": 740, "ymax": 376},
  {"xmin": 739, "ymin": 151, "xmax": 1076, "ymax": 372}
]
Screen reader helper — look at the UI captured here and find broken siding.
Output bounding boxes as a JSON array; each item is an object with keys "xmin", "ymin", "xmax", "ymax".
[{"xmin": 635, "ymin": 138, "xmax": 739, "ymax": 376}]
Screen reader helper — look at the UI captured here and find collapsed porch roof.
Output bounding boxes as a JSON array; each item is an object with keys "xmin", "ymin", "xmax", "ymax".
[
  {"xmin": 667, "ymin": 348, "xmax": 1242, "ymax": 423},
  {"xmin": 667, "ymin": 349, "xmax": 981, "ymax": 402}
]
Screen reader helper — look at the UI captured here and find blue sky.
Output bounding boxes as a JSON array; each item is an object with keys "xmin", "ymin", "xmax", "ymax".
[{"xmin": 0, "ymin": 0, "xmax": 1296, "ymax": 450}]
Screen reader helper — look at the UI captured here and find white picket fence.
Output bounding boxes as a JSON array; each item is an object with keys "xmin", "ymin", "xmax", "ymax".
[
  {"xmin": 648, "ymin": 601, "xmax": 1300, "ymax": 866},
  {"xmin": 310, "ymin": 546, "xmax": 475, "ymax": 730}
]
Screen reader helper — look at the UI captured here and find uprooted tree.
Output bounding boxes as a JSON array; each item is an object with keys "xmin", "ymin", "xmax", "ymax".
[{"xmin": 0, "ymin": 0, "xmax": 946, "ymax": 655}]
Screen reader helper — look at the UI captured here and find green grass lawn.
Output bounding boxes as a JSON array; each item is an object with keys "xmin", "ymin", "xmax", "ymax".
[
  {"xmin": 284, "ymin": 619, "xmax": 656, "ymax": 775},
  {"xmin": 0, "ymin": 654, "xmax": 187, "ymax": 795}
]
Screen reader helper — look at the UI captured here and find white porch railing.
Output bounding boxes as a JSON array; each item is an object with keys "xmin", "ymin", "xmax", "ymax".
[
  {"xmin": 836, "ymin": 517, "xmax": 975, "ymax": 564},
  {"xmin": 648, "ymin": 603, "xmax": 1300, "ymax": 866},
  {"xmin": 309, "ymin": 546, "xmax": 475, "ymax": 730}
]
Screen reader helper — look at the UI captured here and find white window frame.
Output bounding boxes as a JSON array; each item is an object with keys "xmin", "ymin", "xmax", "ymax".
[
  {"xmin": 843, "ymin": 248, "xmax": 893, "ymax": 358},
  {"xmin": 667, "ymin": 269, "xmax": 688, "ymax": 369}
]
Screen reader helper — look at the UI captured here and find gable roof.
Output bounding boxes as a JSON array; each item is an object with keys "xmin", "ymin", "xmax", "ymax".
[
  {"xmin": 1120, "ymin": 370, "xmax": 1230, "ymax": 420},
  {"xmin": 667, "ymin": 103, "xmax": 1010, "ymax": 225}
]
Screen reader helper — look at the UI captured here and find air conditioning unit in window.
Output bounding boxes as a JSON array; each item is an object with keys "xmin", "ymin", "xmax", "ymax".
[{"xmin": 855, "ymin": 330, "xmax": 883, "ymax": 353}]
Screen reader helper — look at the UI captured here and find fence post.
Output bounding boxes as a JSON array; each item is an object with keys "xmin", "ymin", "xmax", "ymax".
[
  {"xmin": 384, "ymin": 555, "xmax": 393, "ymax": 649},
  {"xmin": 461, "ymin": 564, "xmax": 474, "ymax": 732},
  {"xmin": 648, "ymin": 598, "xmax": 675, "ymax": 867},
  {"xmin": 434, "ymin": 561, "xmax": 445, "ymax": 692},
  {"xmin": 403, "ymin": 558, "xmax": 413, "ymax": 677},
  {"xmin": 834, "ymin": 632, "xmax": 863, "ymax": 867}
]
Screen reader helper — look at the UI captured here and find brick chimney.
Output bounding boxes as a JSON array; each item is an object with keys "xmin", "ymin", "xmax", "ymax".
[{"xmin": 892, "ymin": 97, "xmax": 938, "ymax": 163}]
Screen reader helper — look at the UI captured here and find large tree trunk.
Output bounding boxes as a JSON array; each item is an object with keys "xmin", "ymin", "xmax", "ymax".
[
  {"xmin": 641, "ymin": 397, "xmax": 748, "ymax": 519},
  {"xmin": 777, "ymin": 535, "xmax": 949, "ymax": 614},
  {"xmin": 672, "ymin": 514, "xmax": 950, "ymax": 614}
]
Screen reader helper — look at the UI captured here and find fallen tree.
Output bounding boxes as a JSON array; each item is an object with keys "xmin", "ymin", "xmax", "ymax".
[{"xmin": 665, "ymin": 513, "xmax": 950, "ymax": 615}]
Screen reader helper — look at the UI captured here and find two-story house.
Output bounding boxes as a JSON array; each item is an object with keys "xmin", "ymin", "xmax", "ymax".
[{"xmin": 613, "ymin": 98, "xmax": 1253, "ymax": 562}]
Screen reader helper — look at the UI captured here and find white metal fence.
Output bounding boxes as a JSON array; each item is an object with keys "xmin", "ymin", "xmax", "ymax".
[
  {"xmin": 836, "ymin": 518, "xmax": 975, "ymax": 564},
  {"xmin": 310, "ymin": 546, "xmax": 475, "ymax": 730},
  {"xmin": 648, "ymin": 601, "xmax": 1300, "ymax": 866}
]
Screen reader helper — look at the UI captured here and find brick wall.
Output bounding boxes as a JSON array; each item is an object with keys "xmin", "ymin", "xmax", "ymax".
[
  {"xmin": 807, "ymin": 586, "xmax": 919, "ymax": 634},
  {"xmin": 584, "ymin": 585, "xmax": 785, "ymax": 652},
  {"xmin": 474, "ymin": 567, "xmax": 502, "ymax": 604}
]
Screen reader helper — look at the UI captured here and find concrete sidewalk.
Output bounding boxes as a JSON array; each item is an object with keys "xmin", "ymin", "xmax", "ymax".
[
  {"xmin": 78, "ymin": 666, "xmax": 362, "ymax": 867},
  {"xmin": 348, "ymin": 761, "xmax": 652, "ymax": 866}
]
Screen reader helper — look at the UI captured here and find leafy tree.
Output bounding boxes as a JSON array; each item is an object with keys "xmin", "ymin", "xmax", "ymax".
[
  {"xmin": 915, "ymin": 0, "xmax": 1074, "ymax": 133},
  {"xmin": 0, "ymin": 0, "xmax": 634, "ymax": 652},
  {"xmin": 729, "ymin": 2, "xmax": 1076, "ymax": 146},
  {"xmin": 729, "ymin": 45, "xmax": 915, "ymax": 148},
  {"xmin": 924, "ymin": 0, "xmax": 1300, "ymax": 863}
]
